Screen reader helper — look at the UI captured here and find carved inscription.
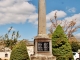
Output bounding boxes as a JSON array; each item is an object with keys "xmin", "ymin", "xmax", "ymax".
[{"xmin": 37, "ymin": 42, "xmax": 49, "ymax": 51}]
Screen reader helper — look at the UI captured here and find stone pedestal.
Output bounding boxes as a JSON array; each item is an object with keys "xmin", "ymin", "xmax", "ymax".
[
  {"xmin": 30, "ymin": 35, "xmax": 56, "ymax": 60},
  {"xmin": 30, "ymin": 54, "xmax": 56, "ymax": 60},
  {"xmin": 34, "ymin": 37, "xmax": 52, "ymax": 55}
]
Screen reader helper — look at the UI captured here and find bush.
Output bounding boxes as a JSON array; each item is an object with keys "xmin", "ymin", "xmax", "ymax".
[
  {"xmin": 10, "ymin": 41, "xmax": 30, "ymax": 60},
  {"xmin": 57, "ymin": 56, "xmax": 73, "ymax": 60},
  {"xmin": 71, "ymin": 42, "xmax": 80, "ymax": 52},
  {"xmin": 57, "ymin": 56, "xmax": 67, "ymax": 60},
  {"xmin": 52, "ymin": 25, "xmax": 73, "ymax": 60}
]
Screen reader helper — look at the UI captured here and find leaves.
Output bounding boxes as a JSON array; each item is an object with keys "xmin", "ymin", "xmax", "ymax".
[
  {"xmin": 70, "ymin": 42, "xmax": 80, "ymax": 52},
  {"xmin": 10, "ymin": 41, "xmax": 30, "ymax": 60},
  {"xmin": 52, "ymin": 25, "xmax": 73, "ymax": 60},
  {"xmin": 0, "ymin": 26, "xmax": 21, "ymax": 49},
  {"xmin": 8, "ymin": 26, "xmax": 13, "ymax": 34}
]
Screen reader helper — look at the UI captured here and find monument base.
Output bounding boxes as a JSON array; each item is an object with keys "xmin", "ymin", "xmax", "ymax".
[
  {"xmin": 30, "ymin": 54, "xmax": 56, "ymax": 60},
  {"xmin": 32, "ymin": 34, "xmax": 56, "ymax": 60}
]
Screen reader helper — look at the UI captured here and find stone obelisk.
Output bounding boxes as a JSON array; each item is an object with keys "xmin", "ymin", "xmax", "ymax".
[
  {"xmin": 30, "ymin": 0, "xmax": 56, "ymax": 60},
  {"xmin": 38, "ymin": 0, "xmax": 46, "ymax": 34},
  {"xmin": 37, "ymin": 0, "xmax": 49, "ymax": 38}
]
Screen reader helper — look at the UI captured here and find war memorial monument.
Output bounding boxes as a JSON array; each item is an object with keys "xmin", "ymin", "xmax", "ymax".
[{"xmin": 31, "ymin": 0, "xmax": 56, "ymax": 60}]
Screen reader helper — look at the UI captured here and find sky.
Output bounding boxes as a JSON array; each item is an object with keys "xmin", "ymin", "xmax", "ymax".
[{"xmin": 0, "ymin": 0, "xmax": 80, "ymax": 41}]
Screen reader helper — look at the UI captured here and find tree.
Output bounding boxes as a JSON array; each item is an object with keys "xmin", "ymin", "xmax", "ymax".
[
  {"xmin": 69, "ymin": 37, "xmax": 80, "ymax": 52},
  {"xmin": 0, "ymin": 26, "xmax": 21, "ymax": 50},
  {"xmin": 52, "ymin": 25, "xmax": 73, "ymax": 60},
  {"xmin": 70, "ymin": 42, "xmax": 80, "ymax": 52},
  {"xmin": 49, "ymin": 12, "xmax": 80, "ymax": 39},
  {"xmin": 3, "ymin": 27, "xmax": 21, "ymax": 49},
  {"xmin": 10, "ymin": 41, "xmax": 30, "ymax": 60}
]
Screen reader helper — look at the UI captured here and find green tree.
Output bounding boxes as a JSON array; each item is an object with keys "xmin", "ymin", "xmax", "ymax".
[
  {"xmin": 10, "ymin": 41, "xmax": 30, "ymax": 60},
  {"xmin": 52, "ymin": 25, "xmax": 73, "ymax": 60},
  {"xmin": 70, "ymin": 42, "xmax": 80, "ymax": 52}
]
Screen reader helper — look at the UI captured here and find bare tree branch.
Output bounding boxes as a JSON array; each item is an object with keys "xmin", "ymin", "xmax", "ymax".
[{"xmin": 49, "ymin": 12, "xmax": 80, "ymax": 39}]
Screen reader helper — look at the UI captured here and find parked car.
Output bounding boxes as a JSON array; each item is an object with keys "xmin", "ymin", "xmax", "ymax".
[{"xmin": 73, "ymin": 52, "xmax": 79, "ymax": 60}]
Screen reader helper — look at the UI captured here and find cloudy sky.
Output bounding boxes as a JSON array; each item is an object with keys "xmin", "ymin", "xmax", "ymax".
[{"xmin": 0, "ymin": 0, "xmax": 80, "ymax": 41}]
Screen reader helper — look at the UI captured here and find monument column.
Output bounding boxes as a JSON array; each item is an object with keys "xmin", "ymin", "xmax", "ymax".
[
  {"xmin": 38, "ymin": 0, "xmax": 46, "ymax": 34},
  {"xmin": 30, "ymin": 0, "xmax": 56, "ymax": 60}
]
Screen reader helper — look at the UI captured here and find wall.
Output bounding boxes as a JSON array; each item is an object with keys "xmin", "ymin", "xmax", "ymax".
[
  {"xmin": 0, "ymin": 52, "xmax": 11, "ymax": 60},
  {"xmin": 27, "ymin": 46, "xmax": 34, "ymax": 57}
]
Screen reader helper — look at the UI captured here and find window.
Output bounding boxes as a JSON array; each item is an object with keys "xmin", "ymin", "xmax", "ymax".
[{"xmin": 5, "ymin": 53, "xmax": 8, "ymax": 57}]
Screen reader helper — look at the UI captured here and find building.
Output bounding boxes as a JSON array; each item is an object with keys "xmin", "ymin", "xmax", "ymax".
[
  {"xmin": 0, "ymin": 40, "xmax": 34, "ymax": 60},
  {"xmin": 26, "ymin": 41, "xmax": 34, "ymax": 57},
  {"xmin": 0, "ymin": 52, "xmax": 11, "ymax": 60},
  {"xmin": 0, "ymin": 47, "xmax": 11, "ymax": 60},
  {"xmin": 27, "ymin": 45, "xmax": 34, "ymax": 57}
]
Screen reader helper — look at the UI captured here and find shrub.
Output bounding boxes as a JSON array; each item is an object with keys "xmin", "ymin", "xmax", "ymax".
[
  {"xmin": 52, "ymin": 25, "xmax": 73, "ymax": 60},
  {"xmin": 56, "ymin": 56, "xmax": 67, "ymax": 60},
  {"xmin": 10, "ymin": 41, "xmax": 30, "ymax": 60},
  {"xmin": 70, "ymin": 42, "xmax": 80, "ymax": 52}
]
